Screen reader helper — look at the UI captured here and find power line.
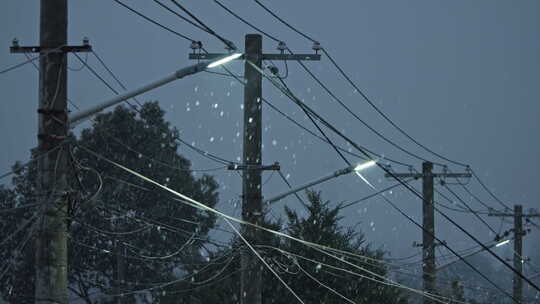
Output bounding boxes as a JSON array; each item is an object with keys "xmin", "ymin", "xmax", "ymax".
[
  {"xmin": 339, "ymin": 179, "xmax": 413, "ymax": 210},
  {"xmin": 112, "ymin": 0, "xmax": 197, "ymax": 42},
  {"xmin": 278, "ymin": 77, "xmax": 352, "ymax": 167},
  {"xmin": 168, "ymin": 0, "xmax": 236, "ymax": 50},
  {"xmin": 471, "ymin": 168, "xmax": 512, "ymax": 211},
  {"xmin": 175, "ymin": 136, "xmax": 235, "ymax": 166},
  {"xmin": 72, "ymin": 52, "xmax": 140, "ymax": 112},
  {"xmin": 250, "ymin": 61, "xmax": 528, "ymax": 301},
  {"xmin": 252, "ymin": 0, "xmax": 469, "ymax": 168},
  {"xmin": 214, "ymin": 0, "xmax": 281, "ymax": 43},
  {"xmin": 0, "ymin": 44, "xmax": 66, "ymax": 75},
  {"xmin": 153, "ymin": 0, "xmax": 210, "ymax": 33},
  {"xmin": 212, "ymin": 0, "xmax": 415, "ymax": 169},
  {"xmin": 442, "ymin": 183, "xmax": 498, "ymax": 235},
  {"xmin": 291, "ymin": 51, "xmax": 441, "ymax": 166},
  {"xmin": 90, "ymin": 50, "xmax": 143, "ymax": 107},
  {"xmin": 253, "ymin": 0, "xmax": 316, "ymax": 43},
  {"xmin": 107, "ymin": 1, "xmax": 528, "ymax": 298}
]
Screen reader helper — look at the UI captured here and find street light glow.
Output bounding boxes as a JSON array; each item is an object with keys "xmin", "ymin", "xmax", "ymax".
[
  {"xmin": 207, "ymin": 53, "xmax": 243, "ymax": 68},
  {"xmin": 495, "ymin": 239, "xmax": 510, "ymax": 247},
  {"xmin": 353, "ymin": 160, "xmax": 377, "ymax": 172}
]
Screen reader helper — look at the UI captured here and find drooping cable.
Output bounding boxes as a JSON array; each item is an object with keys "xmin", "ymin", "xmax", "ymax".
[
  {"xmin": 250, "ymin": 60, "xmax": 530, "ymax": 300},
  {"xmin": 90, "ymin": 50, "xmax": 142, "ymax": 107},
  {"xmin": 442, "ymin": 183, "xmax": 498, "ymax": 235},
  {"xmin": 278, "ymin": 77, "xmax": 352, "ymax": 167},
  {"xmin": 112, "ymin": 0, "xmax": 196, "ymax": 42},
  {"xmin": 168, "ymin": 0, "xmax": 236, "ymax": 50},
  {"xmin": 252, "ymin": 0, "xmax": 469, "ymax": 168},
  {"xmin": 212, "ymin": 0, "xmax": 413, "ymax": 169},
  {"xmin": 0, "ymin": 45, "xmax": 66, "ymax": 75}
]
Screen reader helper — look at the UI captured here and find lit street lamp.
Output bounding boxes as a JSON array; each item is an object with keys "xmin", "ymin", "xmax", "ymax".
[
  {"xmin": 436, "ymin": 238, "xmax": 512, "ymax": 272},
  {"xmin": 266, "ymin": 160, "xmax": 377, "ymax": 204},
  {"xmin": 68, "ymin": 53, "xmax": 242, "ymax": 126}
]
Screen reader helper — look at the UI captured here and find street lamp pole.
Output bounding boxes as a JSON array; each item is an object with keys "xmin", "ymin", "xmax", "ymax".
[
  {"xmin": 68, "ymin": 53, "xmax": 242, "ymax": 126},
  {"xmin": 266, "ymin": 160, "xmax": 376, "ymax": 204},
  {"xmin": 436, "ymin": 239, "xmax": 511, "ymax": 272}
]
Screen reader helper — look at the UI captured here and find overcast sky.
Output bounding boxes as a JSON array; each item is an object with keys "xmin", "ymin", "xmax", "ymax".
[{"xmin": 1, "ymin": 0, "xmax": 539, "ymax": 285}]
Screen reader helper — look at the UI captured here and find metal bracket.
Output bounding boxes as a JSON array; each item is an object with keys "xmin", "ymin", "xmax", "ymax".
[
  {"xmin": 10, "ymin": 38, "xmax": 92, "ymax": 54},
  {"xmin": 10, "ymin": 45, "xmax": 92, "ymax": 54},
  {"xmin": 228, "ymin": 162, "xmax": 280, "ymax": 171}
]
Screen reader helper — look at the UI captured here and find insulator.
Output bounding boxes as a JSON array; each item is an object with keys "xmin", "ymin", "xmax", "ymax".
[
  {"xmin": 190, "ymin": 41, "xmax": 202, "ymax": 51},
  {"xmin": 277, "ymin": 41, "xmax": 287, "ymax": 53},
  {"xmin": 224, "ymin": 40, "xmax": 237, "ymax": 51},
  {"xmin": 12, "ymin": 38, "xmax": 19, "ymax": 48},
  {"xmin": 312, "ymin": 41, "xmax": 322, "ymax": 53}
]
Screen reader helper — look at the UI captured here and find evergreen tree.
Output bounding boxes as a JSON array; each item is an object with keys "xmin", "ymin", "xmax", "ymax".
[{"xmin": 176, "ymin": 190, "xmax": 408, "ymax": 304}]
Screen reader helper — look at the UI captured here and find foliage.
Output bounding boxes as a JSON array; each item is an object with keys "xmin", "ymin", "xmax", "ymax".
[
  {"xmin": 0, "ymin": 102, "xmax": 220, "ymax": 303},
  {"xmin": 170, "ymin": 190, "xmax": 408, "ymax": 304}
]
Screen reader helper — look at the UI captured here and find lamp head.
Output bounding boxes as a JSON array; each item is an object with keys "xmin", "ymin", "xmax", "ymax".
[
  {"xmin": 353, "ymin": 160, "xmax": 377, "ymax": 172},
  {"xmin": 207, "ymin": 53, "xmax": 243, "ymax": 68}
]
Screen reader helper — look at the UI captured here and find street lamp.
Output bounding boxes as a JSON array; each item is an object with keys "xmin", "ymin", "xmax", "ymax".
[
  {"xmin": 68, "ymin": 53, "xmax": 242, "ymax": 126},
  {"xmin": 265, "ymin": 160, "xmax": 377, "ymax": 204},
  {"xmin": 436, "ymin": 238, "xmax": 511, "ymax": 272}
]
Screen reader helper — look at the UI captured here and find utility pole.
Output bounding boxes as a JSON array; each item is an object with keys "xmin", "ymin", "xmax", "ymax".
[
  {"xmin": 489, "ymin": 205, "xmax": 540, "ymax": 303},
  {"xmin": 386, "ymin": 162, "xmax": 471, "ymax": 304},
  {"xmin": 189, "ymin": 34, "xmax": 319, "ymax": 304},
  {"xmin": 9, "ymin": 1, "xmax": 91, "ymax": 303}
]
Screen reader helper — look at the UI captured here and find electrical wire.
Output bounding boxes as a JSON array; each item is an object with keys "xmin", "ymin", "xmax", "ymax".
[
  {"xmin": 168, "ymin": 0, "xmax": 236, "ymax": 50},
  {"xmin": 277, "ymin": 170, "xmax": 306, "ymax": 206},
  {"xmin": 175, "ymin": 137, "xmax": 235, "ymax": 166},
  {"xmin": 471, "ymin": 168, "xmax": 512, "ymax": 211},
  {"xmin": 0, "ymin": 142, "xmax": 66, "ymax": 181},
  {"xmin": 214, "ymin": 0, "xmax": 282, "ymax": 43},
  {"xmin": 72, "ymin": 52, "xmax": 140, "ymax": 113},
  {"xmin": 0, "ymin": 44, "xmax": 66, "ymax": 75},
  {"xmin": 224, "ymin": 218, "xmax": 305, "ymax": 304},
  {"xmin": 278, "ymin": 77, "xmax": 352, "ymax": 167},
  {"xmin": 252, "ymin": 0, "xmax": 469, "ymax": 168},
  {"xmin": 442, "ymin": 183, "xmax": 498, "ymax": 235},
  {"xmin": 78, "ymin": 144, "xmax": 508, "ymax": 303},
  {"xmin": 90, "ymin": 50, "xmax": 142, "ymax": 107},
  {"xmin": 261, "ymin": 245, "xmax": 461, "ymax": 304},
  {"xmin": 253, "ymin": 0, "xmax": 317, "ymax": 43},
  {"xmin": 112, "ymin": 0, "xmax": 196, "ymax": 42},
  {"xmin": 212, "ymin": 0, "xmax": 413, "ymax": 169},
  {"xmin": 339, "ymin": 179, "xmax": 413, "ymax": 210},
  {"xmin": 249, "ymin": 61, "xmax": 525, "ymax": 302},
  {"xmin": 289, "ymin": 50, "xmax": 443, "ymax": 166},
  {"xmin": 85, "ymin": 4, "xmax": 532, "ymax": 296},
  {"xmin": 153, "ymin": 0, "xmax": 210, "ymax": 33}
]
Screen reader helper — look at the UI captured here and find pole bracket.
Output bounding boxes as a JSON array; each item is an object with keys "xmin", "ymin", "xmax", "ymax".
[{"xmin": 228, "ymin": 162, "xmax": 280, "ymax": 171}]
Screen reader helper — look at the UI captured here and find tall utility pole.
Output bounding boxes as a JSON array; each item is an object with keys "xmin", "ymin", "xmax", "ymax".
[
  {"xmin": 489, "ymin": 205, "xmax": 540, "ymax": 303},
  {"xmin": 189, "ymin": 34, "xmax": 319, "ymax": 304},
  {"xmin": 35, "ymin": 1, "xmax": 68, "ymax": 302},
  {"xmin": 241, "ymin": 33, "xmax": 264, "ymax": 304},
  {"xmin": 10, "ymin": 1, "xmax": 91, "ymax": 303},
  {"xmin": 386, "ymin": 162, "xmax": 471, "ymax": 304}
]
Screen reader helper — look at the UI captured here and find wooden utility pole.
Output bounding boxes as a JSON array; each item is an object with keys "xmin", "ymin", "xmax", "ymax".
[
  {"xmin": 489, "ymin": 205, "xmax": 540, "ymax": 303},
  {"xmin": 189, "ymin": 34, "xmax": 319, "ymax": 304},
  {"xmin": 241, "ymin": 33, "xmax": 264, "ymax": 304},
  {"xmin": 35, "ymin": 1, "xmax": 69, "ymax": 302},
  {"xmin": 9, "ymin": 1, "xmax": 91, "ymax": 303},
  {"xmin": 386, "ymin": 162, "xmax": 471, "ymax": 304}
]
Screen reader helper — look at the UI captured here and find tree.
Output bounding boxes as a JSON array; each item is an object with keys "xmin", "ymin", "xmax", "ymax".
[
  {"xmin": 173, "ymin": 190, "xmax": 408, "ymax": 304},
  {"xmin": 0, "ymin": 102, "xmax": 220, "ymax": 303}
]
